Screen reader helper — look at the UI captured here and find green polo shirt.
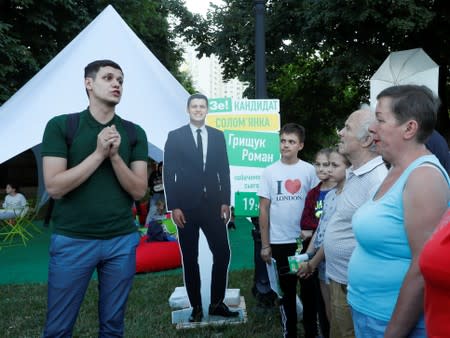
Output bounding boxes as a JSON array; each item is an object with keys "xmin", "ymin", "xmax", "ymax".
[{"xmin": 41, "ymin": 109, "xmax": 148, "ymax": 239}]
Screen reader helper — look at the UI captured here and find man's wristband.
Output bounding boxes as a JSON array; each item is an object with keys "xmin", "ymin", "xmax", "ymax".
[{"xmin": 261, "ymin": 246, "xmax": 271, "ymax": 250}]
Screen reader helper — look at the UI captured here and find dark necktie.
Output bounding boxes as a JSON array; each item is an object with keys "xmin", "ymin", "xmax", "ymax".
[{"xmin": 196, "ymin": 129, "xmax": 203, "ymax": 168}]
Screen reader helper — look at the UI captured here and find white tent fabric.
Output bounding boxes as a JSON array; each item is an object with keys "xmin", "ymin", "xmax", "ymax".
[
  {"xmin": 0, "ymin": 5, "xmax": 189, "ymax": 165},
  {"xmin": 370, "ymin": 48, "xmax": 439, "ymax": 109}
]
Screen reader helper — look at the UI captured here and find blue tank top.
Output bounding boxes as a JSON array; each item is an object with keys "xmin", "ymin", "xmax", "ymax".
[{"xmin": 347, "ymin": 155, "xmax": 449, "ymax": 326}]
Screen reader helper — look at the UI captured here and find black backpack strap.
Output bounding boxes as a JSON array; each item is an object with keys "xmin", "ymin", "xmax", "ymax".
[
  {"xmin": 68, "ymin": 113, "xmax": 135, "ymax": 147},
  {"xmin": 66, "ymin": 112, "xmax": 81, "ymax": 147},
  {"xmin": 44, "ymin": 112, "xmax": 81, "ymax": 227},
  {"xmin": 43, "ymin": 198, "xmax": 55, "ymax": 226},
  {"xmin": 121, "ymin": 118, "xmax": 137, "ymax": 147}
]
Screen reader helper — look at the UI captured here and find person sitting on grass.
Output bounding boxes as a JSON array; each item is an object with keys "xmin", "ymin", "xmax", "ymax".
[
  {"xmin": 0, "ymin": 182, "xmax": 27, "ymax": 220},
  {"xmin": 145, "ymin": 199, "xmax": 177, "ymax": 242},
  {"xmin": 145, "ymin": 198, "xmax": 166, "ymax": 225}
]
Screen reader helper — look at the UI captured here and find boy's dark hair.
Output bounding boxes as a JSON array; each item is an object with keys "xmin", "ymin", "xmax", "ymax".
[
  {"xmin": 280, "ymin": 123, "xmax": 306, "ymax": 143},
  {"xmin": 84, "ymin": 59, "xmax": 123, "ymax": 79},
  {"xmin": 187, "ymin": 93, "xmax": 208, "ymax": 108}
]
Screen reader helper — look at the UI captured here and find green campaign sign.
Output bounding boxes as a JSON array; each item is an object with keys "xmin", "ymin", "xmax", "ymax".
[
  {"xmin": 209, "ymin": 98, "xmax": 232, "ymax": 113},
  {"xmin": 208, "ymin": 98, "xmax": 280, "ymax": 114},
  {"xmin": 232, "ymin": 99, "xmax": 279, "ymax": 114},
  {"xmin": 234, "ymin": 191, "xmax": 260, "ymax": 217},
  {"xmin": 208, "ymin": 97, "xmax": 280, "ymax": 114},
  {"xmin": 224, "ymin": 130, "xmax": 280, "ymax": 168},
  {"xmin": 207, "ymin": 97, "xmax": 281, "ymax": 212}
]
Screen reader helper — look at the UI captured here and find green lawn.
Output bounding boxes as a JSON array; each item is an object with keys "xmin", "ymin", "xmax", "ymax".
[
  {"xmin": 0, "ymin": 269, "xmax": 286, "ymax": 337},
  {"xmin": 0, "ymin": 217, "xmax": 307, "ymax": 336}
]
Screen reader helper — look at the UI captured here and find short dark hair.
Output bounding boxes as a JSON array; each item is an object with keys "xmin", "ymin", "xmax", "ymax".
[
  {"xmin": 280, "ymin": 123, "xmax": 306, "ymax": 143},
  {"xmin": 187, "ymin": 93, "xmax": 208, "ymax": 108},
  {"xmin": 84, "ymin": 59, "xmax": 123, "ymax": 79},
  {"xmin": 6, "ymin": 182, "xmax": 20, "ymax": 192},
  {"xmin": 376, "ymin": 85, "xmax": 439, "ymax": 143}
]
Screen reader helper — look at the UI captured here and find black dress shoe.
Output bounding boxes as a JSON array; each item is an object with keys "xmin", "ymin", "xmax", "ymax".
[
  {"xmin": 208, "ymin": 302, "xmax": 239, "ymax": 317},
  {"xmin": 189, "ymin": 306, "xmax": 203, "ymax": 322}
]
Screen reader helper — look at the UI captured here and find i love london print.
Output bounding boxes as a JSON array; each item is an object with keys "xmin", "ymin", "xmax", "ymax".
[{"xmin": 275, "ymin": 179, "xmax": 305, "ymax": 201}]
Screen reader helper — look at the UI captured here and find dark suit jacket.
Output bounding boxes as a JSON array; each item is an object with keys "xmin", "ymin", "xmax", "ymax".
[
  {"xmin": 163, "ymin": 124, "xmax": 231, "ymax": 211},
  {"xmin": 426, "ymin": 130, "xmax": 450, "ymax": 175}
]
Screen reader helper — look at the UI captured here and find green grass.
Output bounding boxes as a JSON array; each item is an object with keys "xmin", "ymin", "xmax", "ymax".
[{"xmin": 0, "ymin": 269, "xmax": 286, "ymax": 337}]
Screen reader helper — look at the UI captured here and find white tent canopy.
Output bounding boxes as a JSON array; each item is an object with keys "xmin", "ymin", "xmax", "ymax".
[{"xmin": 0, "ymin": 5, "xmax": 189, "ymax": 165}]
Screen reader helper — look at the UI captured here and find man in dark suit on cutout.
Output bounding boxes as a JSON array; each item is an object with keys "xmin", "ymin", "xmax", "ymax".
[{"xmin": 163, "ymin": 93, "xmax": 238, "ymax": 322}]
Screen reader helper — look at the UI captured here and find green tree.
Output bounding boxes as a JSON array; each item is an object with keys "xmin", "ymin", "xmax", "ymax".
[
  {"xmin": 296, "ymin": 0, "xmax": 449, "ymax": 132},
  {"xmin": 0, "ymin": 0, "xmax": 192, "ymax": 104},
  {"xmin": 177, "ymin": 69, "xmax": 196, "ymax": 94},
  {"xmin": 175, "ymin": 0, "xmax": 450, "ymax": 155}
]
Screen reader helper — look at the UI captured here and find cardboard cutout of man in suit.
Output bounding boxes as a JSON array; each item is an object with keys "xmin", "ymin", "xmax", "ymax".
[{"xmin": 163, "ymin": 93, "xmax": 238, "ymax": 322}]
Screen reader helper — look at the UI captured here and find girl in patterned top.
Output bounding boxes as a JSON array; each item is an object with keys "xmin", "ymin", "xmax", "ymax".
[
  {"xmin": 299, "ymin": 149, "xmax": 350, "ymax": 337},
  {"xmin": 299, "ymin": 148, "xmax": 336, "ymax": 338}
]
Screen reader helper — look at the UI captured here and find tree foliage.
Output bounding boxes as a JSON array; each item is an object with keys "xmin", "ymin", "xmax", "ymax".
[
  {"xmin": 2, "ymin": 0, "xmax": 449, "ymax": 157},
  {"xmin": 0, "ymin": 0, "xmax": 191, "ymax": 103},
  {"xmin": 172, "ymin": 0, "xmax": 450, "ymax": 157}
]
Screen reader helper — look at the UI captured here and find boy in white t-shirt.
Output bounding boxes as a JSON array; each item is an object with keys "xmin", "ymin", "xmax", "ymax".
[{"xmin": 258, "ymin": 123, "xmax": 319, "ymax": 338}]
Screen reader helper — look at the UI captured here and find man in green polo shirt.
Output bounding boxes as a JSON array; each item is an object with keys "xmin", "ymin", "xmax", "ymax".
[{"xmin": 41, "ymin": 59, "xmax": 148, "ymax": 337}]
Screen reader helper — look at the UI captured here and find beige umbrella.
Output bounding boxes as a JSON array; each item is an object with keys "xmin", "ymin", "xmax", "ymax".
[{"xmin": 370, "ymin": 48, "xmax": 439, "ymax": 109}]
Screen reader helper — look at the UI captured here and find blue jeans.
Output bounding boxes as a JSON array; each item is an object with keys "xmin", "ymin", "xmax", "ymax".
[
  {"xmin": 43, "ymin": 232, "xmax": 140, "ymax": 338},
  {"xmin": 351, "ymin": 307, "xmax": 426, "ymax": 338}
]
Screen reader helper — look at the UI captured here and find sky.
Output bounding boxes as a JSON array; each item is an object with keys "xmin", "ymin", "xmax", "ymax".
[{"xmin": 184, "ymin": 0, "xmax": 224, "ymax": 16}]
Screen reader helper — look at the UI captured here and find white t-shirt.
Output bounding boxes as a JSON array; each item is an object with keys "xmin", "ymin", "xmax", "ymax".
[
  {"xmin": 2, "ymin": 193, "xmax": 27, "ymax": 214},
  {"xmin": 258, "ymin": 159, "xmax": 319, "ymax": 244}
]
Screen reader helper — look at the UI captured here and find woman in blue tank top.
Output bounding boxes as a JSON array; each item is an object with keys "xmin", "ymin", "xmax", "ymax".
[{"xmin": 347, "ymin": 85, "xmax": 450, "ymax": 338}]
